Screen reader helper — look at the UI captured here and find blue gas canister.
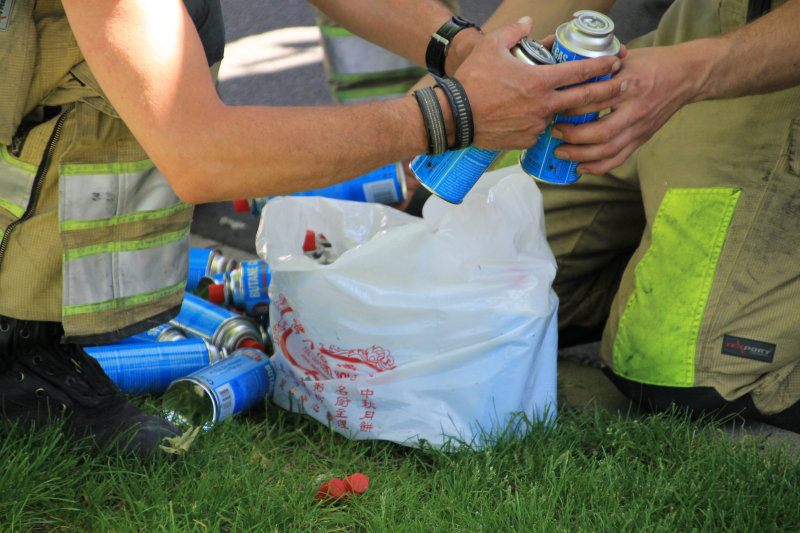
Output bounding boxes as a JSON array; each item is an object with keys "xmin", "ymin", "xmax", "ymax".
[
  {"xmin": 84, "ymin": 339, "xmax": 222, "ymax": 394},
  {"xmin": 170, "ymin": 292, "xmax": 264, "ymax": 356},
  {"xmin": 519, "ymin": 11, "xmax": 620, "ymax": 185},
  {"xmin": 207, "ymin": 261, "xmax": 271, "ymax": 317},
  {"xmin": 162, "ymin": 348, "xmax": 277, "ymax": 428},
  {"xmin": 187, "ymin": 248, "xmax": 238, "ymax": 293},
  {"xmin": 233, "ymin": 163, "xmax": 407, "ymax": 217},
  {"xmin": 410, "ymin": 39, "xmax": 555, "ymax": 204}
]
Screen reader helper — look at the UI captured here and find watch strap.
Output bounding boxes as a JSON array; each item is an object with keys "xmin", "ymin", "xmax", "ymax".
[{"xmin": 425, "ymin": 16, "xmax": 479, "ymax": 78}]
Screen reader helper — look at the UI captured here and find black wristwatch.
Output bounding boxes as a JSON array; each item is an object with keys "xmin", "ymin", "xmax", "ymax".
[{"xmin": 425, "ymin": 16, "xmax": 480, "ymax": 78}]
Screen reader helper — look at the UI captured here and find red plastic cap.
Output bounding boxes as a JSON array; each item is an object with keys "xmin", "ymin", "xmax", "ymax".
[
  {"xmin": 302, "ymin": 230, "xmax": 316, "ymax": 253},
  {"xmin": 316, "ymin": 479, "xmax": 349, "ymax": 503},
  {"xmin": 207, "ymin": 283, "xmax": 226, "ymax": 304},
  {"xmin": 239, "ymin": 339, "xmax": 264, "ymax": 351},
  {"xmin": 344, "ymin": 473, "xmax": 369, "ymax": 495},
  {"xmin": 232, "ymin": 199, "xmax": 251, "ymax": 213}
]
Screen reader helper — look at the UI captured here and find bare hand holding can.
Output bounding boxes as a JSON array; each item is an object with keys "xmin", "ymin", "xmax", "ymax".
[
  {"xmin": 455, "ymin": 17, "xmax": 625, "ymax": 152},
  {"xmin": 550, "ymin": 43, "xmax": 712, "ymax": 176}
]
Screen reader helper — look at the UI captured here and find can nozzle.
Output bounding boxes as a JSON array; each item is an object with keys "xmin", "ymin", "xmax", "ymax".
[
  {"xmin": 302, "ymin": 230, "xmax": 316, "ymax": 253},
  {"xmin": 232, "ymin": 200, "xmax": 251, "ymax": 213},
  {"xmin": 207, "ymin": 283, "xmax": 226, "ymax": 304}
]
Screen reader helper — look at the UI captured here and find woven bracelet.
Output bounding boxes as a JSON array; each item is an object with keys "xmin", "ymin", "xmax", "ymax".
[
  {"xmin": 434, "ymin": 76, "xmax": 474, "ymax": 150},
  {"xmin": 413, "ymin": 87, "xmax": 448, "ymax": 156}
]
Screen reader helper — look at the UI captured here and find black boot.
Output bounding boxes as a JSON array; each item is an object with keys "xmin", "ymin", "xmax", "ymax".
[{"xmin": 0, "ymin": 316, "xmax": 181, "ymax": 457}]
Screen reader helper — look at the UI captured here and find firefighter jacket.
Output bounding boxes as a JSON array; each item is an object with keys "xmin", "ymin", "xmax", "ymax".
[{"xmin": 0, "ymin": 0, "xmax": 224, "ymax": 343}]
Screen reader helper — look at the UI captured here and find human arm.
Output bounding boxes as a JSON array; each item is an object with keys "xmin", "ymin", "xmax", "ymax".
[
  {"xmin": 552, "ymin": 0, "xmax": 800, "ymax": 175},
  {"xmin": 62, "ymin": 0, "xmax": 624, "ymax": 204},
  {"xmin": 405, "ymin": 0, "xmax": 618, "ymax": 94}
]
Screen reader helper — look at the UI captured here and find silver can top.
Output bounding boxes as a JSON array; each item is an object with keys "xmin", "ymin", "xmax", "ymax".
[
  {"xmin": 512, "ymin": 38, "xmax": 556, "ymax": 66},
  {"xmin": 204, "ymin": 339, "xmax": 223, "ymax": 364},
  {"xmin": 557, "ymin": 10, "xmax": 620, "ymax": 58}
]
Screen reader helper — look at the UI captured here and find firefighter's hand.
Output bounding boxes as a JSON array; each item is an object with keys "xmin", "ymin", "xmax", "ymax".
[
  {"xmin": 454, "ymin": 17, "xmax": 625, "ymax": 152},
  {"xmin": 547, "ymin": 44, "xmax": 704, "ymax": 175}
]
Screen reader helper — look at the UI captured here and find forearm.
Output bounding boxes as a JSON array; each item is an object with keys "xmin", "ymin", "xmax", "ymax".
[
  {"xmin": 689, "ymin": 0, "xmax": 800, "ymax": 102},
  {"xmin": 307, "ymin": 0, "xmax": 479, "ymax": 74},
  {"xmin": 62, "ymin": 0, "xmax": 444, "ymax": 203},
  {"xmin": 171, "ymin": 99, "xmax": 430, "ymax": 204},
  {"xmin": 407, "ymin": 0, "xmax": 616, "ymax": 93}
]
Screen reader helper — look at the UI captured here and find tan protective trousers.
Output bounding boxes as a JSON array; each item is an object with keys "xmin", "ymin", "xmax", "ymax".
[{"xmin": 539, "ymin": 0, "xmax": 800, "ymax": 420}]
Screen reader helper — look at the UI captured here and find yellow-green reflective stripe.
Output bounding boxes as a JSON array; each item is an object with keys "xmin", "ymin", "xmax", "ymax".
[
  {"xmin": 62, "ymin": 281, "xmax": 185, "ymax": 317},
  {"xmin": 59, "ymin": 202, "xmax": 192, "ymax": 232},
  {"xmin": 63, "ymin": 227, "xmax": 190, "ymax": 262},
  {"xmin": 328, "ymin": 66, "xmax": 426, "ymax": 83},
  {"xmin": 613, "ymin": 188, "xmax": 741, "ymax": 387},
  {"xmin": 318, "ymin": 25, "xmax": 354, "ymax": 38},
  {"xmin": 0, "ymin": 198, "xmax": 25, "ymax": 218},
  {"xmin": 336, "ymin": 82, "xmax": 415, "ymax": 101},
  {"xmin": 60, "ymin": 159, "xmax": 154, "ymax": 176},
  {"xmin": 1, "ymin": 145, "xmax": 37, "ymax": 174}
]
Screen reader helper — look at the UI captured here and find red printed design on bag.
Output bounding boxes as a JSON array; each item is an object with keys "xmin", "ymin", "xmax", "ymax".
[
  {"xmin": 276, "ymin": 316, "xmax": 325, "ymax": 380},
  {"xmin": 318, "ymin": 345, "xmax": 396, "ymax": 373},
  {"xmin": 273, "ymin": 293, "xmax": 396, "ymax": 381},
  {"xmin": 273, "ymin": 294, "xmax": 293, "ymax": 316}
]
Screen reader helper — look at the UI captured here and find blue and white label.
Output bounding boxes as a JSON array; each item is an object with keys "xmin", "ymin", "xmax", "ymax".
[
  {"xmin": 187, "ymin": 350, "xmax": 277, "ymax": 421},
  {"xmin": 240, "ymin": 261, "xmax": 271, "ymax": 316},
  {"xmin": 274, "ymin": 163, "xmax": 404, "ymax": 204},
  {"xmin": 172, "ymin": 292, "xmax": 239, "ymax": 341},
  {"xmin": 520, "ymin": 38, "xmax": 612, "ymax": 185},
  {"xmin": 86, "ymin": 339, "xmax": 214, "ymax": 394},
  {"xmin": 411, "ymin": 147, "xmax": 500, "ymax": 204}
]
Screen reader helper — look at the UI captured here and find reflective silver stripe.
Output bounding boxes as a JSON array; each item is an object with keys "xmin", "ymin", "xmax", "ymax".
[
  {"xmin": 63, "ymin": 234, "xmax": 189, "ymax": 308},
  {"xmin": 0, "ymin": 145, "xmax": 36, "ymax": 218},
  {"xmin": 59, "ymin": 165, "xmax": 182, "ymax": 224},
  {"xmin": 322, "ymin": 34, "xmax": 418, "ymax": 75}
]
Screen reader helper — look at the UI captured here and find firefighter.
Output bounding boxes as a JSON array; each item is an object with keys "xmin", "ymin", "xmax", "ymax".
[{"xmin": 0, "ymin": 0, "xmax": 623, "ymax": 455}]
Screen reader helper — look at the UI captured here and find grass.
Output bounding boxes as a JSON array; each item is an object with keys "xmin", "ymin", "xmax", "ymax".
[{"xmin": 1, "ymin": 400, "xmax": 799, "ymax": 533}]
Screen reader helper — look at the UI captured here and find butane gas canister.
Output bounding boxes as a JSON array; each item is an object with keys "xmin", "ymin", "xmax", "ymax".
[
  {"xmin": 233, "ymin": 162, "xmax": 407, "ymax": 217},
  {"xmin": 170, "ymin": 292, "xmax": 264, "ymax": 356},
  {"xmin": 519, "ymin": 11, "xmax": 620, "ymax": 185},
  {"xmin": 207, "ymin": 261, "xmax": 271, "ymax": 317},
  {"xmin": 84, "ymin": 338, "xmax": 222, "ymax": 394},
  {"xmin": 410, "ymin": 39, "xmax": 556, "ymax": 204},
  {"xmin": 163, "ymin": 348, "xmax": 276, "ymax": 429},
  {"xmin": 187, "ymin": 248, "xmax": 238, "ymax": 294}
]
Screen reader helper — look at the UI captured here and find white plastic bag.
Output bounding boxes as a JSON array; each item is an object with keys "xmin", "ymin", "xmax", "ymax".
[{"xmin": 256, "ymin": 166, "xmax": 559, "ymax": 448}]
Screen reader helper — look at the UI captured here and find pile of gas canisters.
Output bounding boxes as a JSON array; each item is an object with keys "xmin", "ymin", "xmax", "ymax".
[
  {"xmin": 84, "ymin": 247, "xmax": 277, "ymax": 429},
  {"xmin": 86, "ymin": 162, "xmax": 405, "ymax": 429}
]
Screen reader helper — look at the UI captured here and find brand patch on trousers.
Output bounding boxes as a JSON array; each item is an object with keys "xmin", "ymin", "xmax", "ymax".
[
  {"xmin": 0, "ymin": 0, "xmax": 13, "ymax": 31},
  {"xmin": 722, "ymin": 335, "xmax": 776, "ymax": 363}
]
